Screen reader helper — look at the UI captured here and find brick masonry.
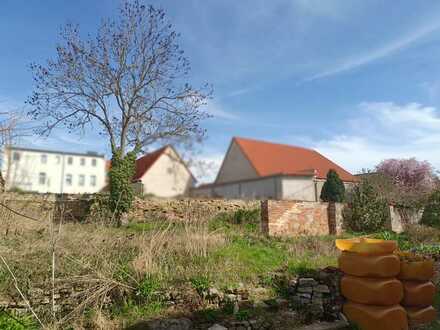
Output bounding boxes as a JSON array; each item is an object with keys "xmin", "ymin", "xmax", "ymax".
[{"xmin": 261, "ymin": 200, "xmax": 345, "ymax": 237}]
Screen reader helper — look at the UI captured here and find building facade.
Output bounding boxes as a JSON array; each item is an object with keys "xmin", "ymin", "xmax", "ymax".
[
  {"xmin": 2, "ymin": 146, "xmax": 107, "ymax": 194},
  {"xmin": 191, "ymin": 137, "xmax": 357, "ymax": 201},
  {"xmin": 132, "ymin": 145, "xmax": 195, "ymax": 197}
]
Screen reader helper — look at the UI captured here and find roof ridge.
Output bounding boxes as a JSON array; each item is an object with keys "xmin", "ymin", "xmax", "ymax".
[{"xmin": 233, "ymin": 136, "xmax": 315, "ymax": 152}]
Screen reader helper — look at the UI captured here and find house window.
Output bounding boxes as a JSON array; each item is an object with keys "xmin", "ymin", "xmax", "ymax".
[
  {"xmin": 39, "ymin": 172, "xmax": 46, "ymax": 185},
  {"xmin": 12, "ymin": 152, "xmax": 20, "ymax": 162},
  {"xmin": 55, "ymin": 156, "xmax": 61, "ymax": 164},
  {"xmin": 66, "ymin": 174, "xmax": 72, "ymax": 186},
  {"xmin": 80, "ymin": 158, "xmax": 85, "ymax": 166},
  {"xmin": 79, "ymin": 175, "xmax": 85, "ymax": 186},
  {"xmin": 90, "ymin": 175, "xmax": 96, "ymax": 187},
  {"xmin": 91, "ymin": 158, "xmax": 97, "ymax": 167},
  {"xmin": 41, "ymin": 154, "xmax": 47, "ymax": 164},
  {"xmin": 67, "ymin": 157, "xmax": 73, "ymax": 165}
]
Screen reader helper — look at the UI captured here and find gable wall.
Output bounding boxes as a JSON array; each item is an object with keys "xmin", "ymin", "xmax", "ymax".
[
  {"xmin": 140, "ymin": 147, "xmax": 194, "ymax": 197},
  {"xmin": 216, "ymin": 140, "xmax": 259, "ymax": 184}
]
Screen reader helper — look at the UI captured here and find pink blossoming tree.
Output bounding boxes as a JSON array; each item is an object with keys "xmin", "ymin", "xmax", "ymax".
[{"xmin": 376, "ymin": 158, "xmax": 437, "ymax": 207}]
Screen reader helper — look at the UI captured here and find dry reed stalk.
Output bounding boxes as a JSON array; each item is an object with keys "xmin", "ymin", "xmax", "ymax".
[{"xmin": 132, "ymin": 223, "xmax": 173, "ymax": 277}]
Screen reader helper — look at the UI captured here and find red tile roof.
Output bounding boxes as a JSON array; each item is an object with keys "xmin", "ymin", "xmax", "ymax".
[
  {"xmin": 232, "ymin": 137, "xmax": 357, "ymax": 182},
  {"xmin": 133, "ymin": 146, "xmax": 168, "ymax": 181}
]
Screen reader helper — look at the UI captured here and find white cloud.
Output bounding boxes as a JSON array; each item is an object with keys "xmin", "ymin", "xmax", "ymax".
[
  {"xmin": 204, "ymin": 101, "xmax": 239, "ymax": 120},
  {"xmin": 313, "ymin": 102, "xmax": 440, "ymax": 173},
  {"xmin": 306, "ymin": 20, "xmax": 440, "ymax": 81},
  {"xmin": 227, "ymin": 88, "xmax": 253, "ymax": 97},
  {"xmin": 360, "ymin": 102, "xmax": 440, "ymax": 130}
]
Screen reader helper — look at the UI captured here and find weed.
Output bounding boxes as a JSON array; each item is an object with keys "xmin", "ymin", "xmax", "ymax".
[
  {"xmin": 190, "ymin": 275, "xmax": 211, "ymax": 295},
  {"xmin": 136, "ymin": 275, "xmax": 161, "ymax": 301},
  {"xmin": 375, "ymin": 231, "xmax": 412, "ymax": 251},
  {"xmin": 222, "ymin": 301, "xmax": 235, "ymax": 315},
  {"xmin": 209, "ymin": 209, "xmax": 260, "ymax": 233},
  {"xmin": 0, "ymin": 311, "xmax": 38, "ymax": 330},
  {"xmin": 232, "ymin": 209, "xmax": 260, "ymax": 225},
  {"xmin": 287, "ymin": 259, "xmax": 318, "ymax": 277},
  {"xmin": 235, "ymin": 309, "xmax": 250, "ymax": 321},
  {"xmin": 0, "ymin": 266, "xmax": 8, "ymax": 288},
  {"xmin": 194, "ymin": 308, "xmax": 222, "ymax": 322},
  {"xmin": 111, "ymin": 298, "xmax": 164, "ymax": 325}
]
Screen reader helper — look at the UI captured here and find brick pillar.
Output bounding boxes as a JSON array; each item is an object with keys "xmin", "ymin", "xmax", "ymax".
[
  {"xmin": 260, "ymin": 200, "xmax": 269, "ymax": 235},
  {"xmin": 327, "ymin": 202, "xmax": 336, "ymax": 235}
]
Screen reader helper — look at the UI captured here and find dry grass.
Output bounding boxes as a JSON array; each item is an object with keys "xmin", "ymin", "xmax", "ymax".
[
  {"xmin": 0, "ymin": 203, "xmax": 231, "ymax": 328},
  {"xmin": 0, "ymin": 203, "xmax": 340, "ymax": 329},
  {"xmin": 132, "ymin": 218, "xmax": 227, "ymax": 279}
]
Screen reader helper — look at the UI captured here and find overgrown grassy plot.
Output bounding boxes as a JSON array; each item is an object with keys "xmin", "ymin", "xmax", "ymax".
[
  {"xmin": 0, "ymin": 207, "xmax": 341, "ymax": 328},
  {"xmin": 6, "ymin": 201, "xmax": 440, "ymax": 329}
]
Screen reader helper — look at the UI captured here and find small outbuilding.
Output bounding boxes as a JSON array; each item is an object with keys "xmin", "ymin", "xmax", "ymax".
[
  {"xmin": 191, "ymin": 137, "xmax": 357, "ymax": 201},
  {"xmin": 133, "ymin": 145, "xmax": 195, "ymax": 197}
]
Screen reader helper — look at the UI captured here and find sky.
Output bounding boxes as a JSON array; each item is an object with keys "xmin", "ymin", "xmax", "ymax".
[{"xmin": 2, "ymin": 0, "xmax": 440, "ymax": 182}]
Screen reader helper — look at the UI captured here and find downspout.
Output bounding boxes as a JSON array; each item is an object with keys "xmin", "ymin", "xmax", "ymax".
[
  {"xmin": 313, "ymin": 169, "xmax": 318, "ymax": 202},
  {"xmin": 60, "ymin": 155, "xmax": 65, "ymax": 194}
]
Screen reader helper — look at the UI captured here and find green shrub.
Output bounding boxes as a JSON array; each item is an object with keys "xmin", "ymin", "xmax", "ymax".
[
  {"xmin": 320, "ymin": 169, "xmax": 345, "ymax": 202},
  {"xmin": 421, "ymin": 190, "xmax": 440, "ymax": 228},
  {"xmin": 344, "ymin": 179, "xmax": 390, "ymax": 233}
]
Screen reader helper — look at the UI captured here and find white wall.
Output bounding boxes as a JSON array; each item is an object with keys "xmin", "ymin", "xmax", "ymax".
[
  {"xmin": 281, "ymin": 176, "xmax": 316, "ymax": 201},
  {"xmin": 216, "ymin": 141, "xmax": 258, "ymax": 184},
  {"xmin": 2, "ymin": 148, "xmax": 107, "ymax": 194},
  {"xmin": 140, "ymin": 147, "xmax": 194, "ymax": 197},
  {"xmin": 192, "ymin": 176, "xmax": 282, "ymax": 199},
  {"xmin": 193, "ymin": 175, "xmax": 356, "ymax": 202}
]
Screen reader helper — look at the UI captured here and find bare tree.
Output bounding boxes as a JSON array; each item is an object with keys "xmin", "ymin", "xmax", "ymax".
[
  {"xmin": 28, "ymin": 1, "xmax": 211, "ymax": 155},
  {"xmin": 27, "ymin": 1, "xmax": 212, "ymax": 218},
  {"xmin": 0, "ymin": 110, "xmax": 25, "ymax": 191},
  {"xmin": 0, "ymin": 112, "xmax": 21, "ymax": 147}
]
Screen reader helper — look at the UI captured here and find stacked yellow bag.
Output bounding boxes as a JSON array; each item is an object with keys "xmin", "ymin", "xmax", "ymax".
[
  {"xmin": 398, "ymin": 252, "xmax": 437, "ymax": 327},
  {"xmin": 336, "ymin": 238, "xmax": 408, "ymax": 330}
]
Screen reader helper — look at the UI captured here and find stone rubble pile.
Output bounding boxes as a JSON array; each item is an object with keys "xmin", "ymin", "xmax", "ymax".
[{"xmin": 289, "ymin": 267, "xmax": 344, "ymax": 321}]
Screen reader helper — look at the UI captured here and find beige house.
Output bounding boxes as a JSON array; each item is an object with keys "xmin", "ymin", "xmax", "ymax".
[
  {"xmin": 133, "ymin": 145, "xmax": 195, "ymax": 197},
  {"xmin": 192, "ymin": 137, "xmax": 357, "ymax": 201}
]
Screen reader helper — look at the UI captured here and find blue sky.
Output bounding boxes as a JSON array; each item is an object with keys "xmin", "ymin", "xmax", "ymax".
[{"xmin": 2, "ymin": 0, "xmax": 440, "ymax": 181}]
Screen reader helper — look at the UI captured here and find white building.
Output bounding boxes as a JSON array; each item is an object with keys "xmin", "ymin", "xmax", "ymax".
[
  {"xmin": 191, "ymin": 137, "xmax": 357, "ymax": 201},
  {"xmin": 2, "ymin": 146, "xmax": 107, "ymax": 194},
  {"xmin": 132, "ymin": 145, "xmax": 195, "ymax": 197}
]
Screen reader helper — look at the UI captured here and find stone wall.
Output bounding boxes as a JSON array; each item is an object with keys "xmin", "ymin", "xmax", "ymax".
[
  {"xmin": 261, "ymin": 200, "xmax": 345, "ymax": 237},
  {"xmin": 389, "ymin": 205, "xmax": 424, "ymax": 233},
  {"xmin": 0, "ymin": 280, "xmax": 94, "ymax": 316},
  {"xmin": 129, "ymin": 198, "xmax": 260, "ymax": 222},
  {"xmin": 0, "ymin": 193, "xmax": 260, "ymax": 224},
  {"xmin": 0, "ymin": 192, "xmax": 93, "ymax": 222}
]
